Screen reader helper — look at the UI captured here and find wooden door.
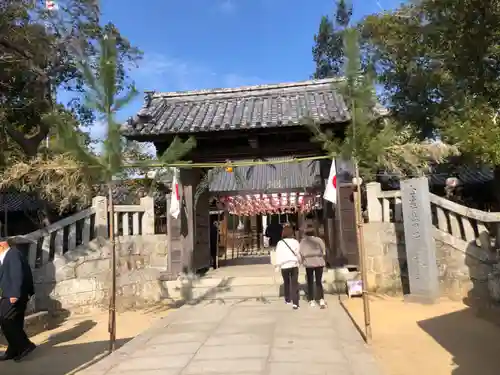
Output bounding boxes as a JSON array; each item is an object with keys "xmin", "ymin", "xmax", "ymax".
[
  {"xmin": 192, "ymin": 188, "xmax": 211, "ymax": 271},
  {"xmin": 337, "ymin": 183, "xmax": 359, "ymax": 266}
]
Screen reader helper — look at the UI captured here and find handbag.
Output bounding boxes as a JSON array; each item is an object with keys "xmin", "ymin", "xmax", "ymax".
[{"xmin": 281, "ymin": 240, "xmax": 302, "ymax": 264}]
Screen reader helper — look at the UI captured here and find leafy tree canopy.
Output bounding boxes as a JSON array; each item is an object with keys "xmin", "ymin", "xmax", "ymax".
[
  {"xmin": 308, "ymin": 28, "xmax": 458, "ymax": 180},
  {"xmin": 312, "ymin": 0, "xmax": 353, "ymax": 78},
  {"xmin": 0, "ymin": 0, "xmax": 141, "ymax": 159},
  {"xmin": 361, "ymin": 0, "xmax": 500, "ymax": 144}
]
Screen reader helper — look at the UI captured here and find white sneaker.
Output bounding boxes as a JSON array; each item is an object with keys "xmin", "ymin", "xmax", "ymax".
[
  {"xmin": 285, "ymin": 301, "xmax": 291, "ymax": 305},
  {"xmin": 309, "ymin": 301, "xmax": 317, "ymax": 307},
  {"xmin": 319, "ymin": 299, "xmax": 326, "ymax": 309},
  {"xmin": 292, "ymin": 304, "xmax": 299, "ymax": 310}
]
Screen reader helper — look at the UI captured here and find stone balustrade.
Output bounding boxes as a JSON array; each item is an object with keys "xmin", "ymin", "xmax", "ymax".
[
  {"xmin": 113, "ymin": 196, "xmax": 155, "ymax": 237},
  {"xmin": 430, "ymin": 194, "xmax": 500, "ymax": 252},
  {"xmin": 365, "ymin": 182, "xmax": 403, "ymax": 223},
  {"xmin": 8, "ymin": 195, "xmax": 166, "ymax": 313},
  {"xmin": 364, "ymin": 181, "xmax": 500, "ymax": 305},
  {"xmin": 14, "ymin": 195, "xmax": 155, "ymax": 270},
  {"xmin": 366, "ymin": 181, "xmax": 500, "ymax": 251}
]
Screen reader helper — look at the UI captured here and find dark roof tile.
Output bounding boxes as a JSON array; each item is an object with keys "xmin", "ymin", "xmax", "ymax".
[
  {"xmin": 123, "ymin": 78, "xmax": 350, "ymax": 137},
  {"xmin": 0, "ymin": 192, "xmax": 42, "ymax": 212}
]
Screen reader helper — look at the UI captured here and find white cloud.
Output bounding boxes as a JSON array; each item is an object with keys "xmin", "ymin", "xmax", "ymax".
[
  {"xmin": 133, "ymin": 52, "xmax": 264, "ymax": 93},
  {"xmin": 88, "ymin": 52, "xmax": 264, "ymax": 154},
  {"xmin": 217, "ymin": 0, "xmax": 236, "ymax": 14}
]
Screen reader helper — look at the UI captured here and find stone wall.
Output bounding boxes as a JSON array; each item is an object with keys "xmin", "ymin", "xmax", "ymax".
[
  {"xmin": 363, "ymin": 222, "xmax": 407, "ymax": 294},
  {"xmin": 362, "ymin": 220, "xmax": 496, "ymax": 301},
  {"xmin": 33, "ymin": 234, "xmax": 168, "ymax": 313},
  {"xmin": 434, "ymin": 230, "xmax": 494, "ymax": 301}
]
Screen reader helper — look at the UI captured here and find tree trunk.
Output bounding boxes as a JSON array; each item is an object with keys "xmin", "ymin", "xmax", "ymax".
[
  {"xmin": 107, "ymin": 184, "xmax": 117, "ymax": 353},
  {"xmin": 5, "ymin": 121, "xmax": 49, "ymax": 157}
]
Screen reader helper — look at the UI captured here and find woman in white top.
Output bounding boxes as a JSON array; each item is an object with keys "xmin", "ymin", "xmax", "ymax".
[{"xmin": 274, "ymin": 225, "xmax": 301, "ymax": 309}]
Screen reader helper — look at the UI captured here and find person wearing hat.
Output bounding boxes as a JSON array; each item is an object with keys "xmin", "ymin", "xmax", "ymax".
[{"xmin": 0, "ymin": 238, "xmax": 36, "ymax": 362}]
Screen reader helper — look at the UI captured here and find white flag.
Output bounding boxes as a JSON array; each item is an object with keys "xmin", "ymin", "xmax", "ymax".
[
  {"xmin": 323, "ymin": 159, "xmax": 337, "ymax": 204},
  {"xmin": 169, "ymin": 170, "xmax": 180, "ymax": 219}
]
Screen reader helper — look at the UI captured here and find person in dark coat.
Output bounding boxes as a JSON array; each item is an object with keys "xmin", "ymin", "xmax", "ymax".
[
  {"xmin": 210, "ymin": 220, "xmax": 219, "ymax": 269},
  {"xmin": 0, "ymin": 238, "xmax": 36, "ymax": 362},
  {"xmin": 265, "ymin": 216, "xmax": 283, "ymax": 247}
]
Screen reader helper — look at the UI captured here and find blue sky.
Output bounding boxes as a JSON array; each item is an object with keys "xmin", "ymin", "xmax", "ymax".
[{"xmin": 77, "ymin": 0, "xmax": 404, "ymax": 141}]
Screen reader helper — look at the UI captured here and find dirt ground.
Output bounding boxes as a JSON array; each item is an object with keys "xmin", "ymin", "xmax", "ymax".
[
  {"xmin": 343, "ymin": 295, "xmax": 500, "ymax": 375},
  {"xmin": 3, "ymin": 296, "xmax": 500, "ymax": 375},
  {"xmin": 0, "ymin": 302, "xmax": 171, "ymax": 375}
]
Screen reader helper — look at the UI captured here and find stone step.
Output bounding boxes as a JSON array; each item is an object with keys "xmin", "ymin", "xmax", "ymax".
[{"xmin": 160, "ymin": 267, "xmax": 360, "ymax": 302}]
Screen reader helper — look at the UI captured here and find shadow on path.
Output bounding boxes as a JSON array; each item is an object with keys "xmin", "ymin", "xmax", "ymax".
[
  {"xmin": 0, "ymin": 319, "xmax": 132, "ymax": 375},
  {"xmin": 418, "ymin": 308, "xmax": 500, "ymax": 375}
]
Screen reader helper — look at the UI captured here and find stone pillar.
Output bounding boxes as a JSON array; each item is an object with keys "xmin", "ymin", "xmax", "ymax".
[
  {"xmin": 140, "ymin": 196, "xmax": 155, "ymax": 235},
  {"xmin": 366, "ymin": 182, "xmax": 383, "ymax": 222},
  {"xmin": 401, "ymin": 177, "xmax": 439, "ymax": 303},
  {"xmin": 92, "ymin": 196, "xmax": 108, "ymax": 239}
]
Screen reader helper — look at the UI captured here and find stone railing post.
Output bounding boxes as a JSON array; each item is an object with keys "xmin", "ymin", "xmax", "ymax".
[
  {"xmin": 92, "ymin": 196, "xmax": 108, "ymax": 239},
  {"xmin": 140, "ymin": 196, "xmax": 155, "ymax": 234},
  {"xmin": 366, "ymin": 182, "xmax": 383, "ymax": 222}
]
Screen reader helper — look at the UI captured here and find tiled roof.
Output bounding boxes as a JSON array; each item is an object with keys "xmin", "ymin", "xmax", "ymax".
[
  {"xmin": 0, "ymin": 192, "xmax": 43, "ymax": 212},
  {"xmin": 122, "ymin": 78, "xmax": 350, "ymax": 136},
  {"xmin": 208, "ymin": 158, "xmax": 321, "ymax": 193},
  {"xmin": 429, "ymin": 166, "xmax": 493, "ymax": 185}
]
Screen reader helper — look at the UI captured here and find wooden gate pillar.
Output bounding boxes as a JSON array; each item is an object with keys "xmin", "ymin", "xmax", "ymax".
[
  {"xmin": 180, "ymin": 168, "xmax": 211, "ymax": 272},
  {"xmin": 166, "ymin": 189, "xmax": 183, "ymax": 278},
  {"xmin": 165, "ymin": 168, "xmax": 211, "ymax": 277}
]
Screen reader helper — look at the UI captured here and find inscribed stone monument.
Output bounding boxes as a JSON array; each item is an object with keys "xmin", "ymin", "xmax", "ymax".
[{"xmin": 401, "ymin": 177, "xmax": 439, "ymax": 303}]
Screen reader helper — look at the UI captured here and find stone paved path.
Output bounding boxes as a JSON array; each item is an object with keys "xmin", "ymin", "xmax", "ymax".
[{"xmin": 79, "ymin": 295, "xmax": 382, "ymax": 375}]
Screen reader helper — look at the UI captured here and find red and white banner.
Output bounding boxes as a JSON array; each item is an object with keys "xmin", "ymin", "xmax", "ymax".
[
  {"xmin": 169, "ymin": 170, "xmax": 180, "ymax": 219},
  {"xmin": 323, "ymin": 159, "xmax": 337, "ymax": 204},
  {"xmin": 218, "ymin": 192, "xmax": 321, "ymax": 216}
]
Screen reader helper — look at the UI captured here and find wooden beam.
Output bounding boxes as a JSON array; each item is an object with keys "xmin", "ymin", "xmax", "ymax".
[{"xmin": 188, "ymin": 142, "xmax": 324, "ymax": 162}]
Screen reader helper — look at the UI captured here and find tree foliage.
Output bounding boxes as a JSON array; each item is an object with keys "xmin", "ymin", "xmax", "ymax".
[
  {"xmin": 312, "ymin": 0, "xmax": 352, "ymax": 78},
  {"xmin": 361, "ymin": 0, "xmax": 500, "ymax": 142},
  {"xmin": 0, "ymin": 0, "xmax": 141, "ymax": 159},
  {"xmin": 52, "ymin": 34, "xmax": 195, "ymax": 208},
  {"xmin": 308, "ymin": 28, "xmax": 458, "ymax": 179},
  {"xmin": 0, "ymin": 154, "xmax": 93, "ymax": 210}
]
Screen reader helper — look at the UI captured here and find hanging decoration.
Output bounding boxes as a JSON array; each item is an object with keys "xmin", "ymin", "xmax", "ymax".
[
  {"xmin": 217, "ymin": 192, "xmax": 322, "ymax": 216},
  {"xmin": 225, "ymin": 159, "xmax": 234, "ymax": 173}
]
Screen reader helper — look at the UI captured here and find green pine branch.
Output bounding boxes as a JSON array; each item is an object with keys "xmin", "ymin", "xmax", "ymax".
[
  {"xmin": 53, "ymin": 33, "xmax": 138, "ymax": 183},
  {"xmin": 304, "ymin": 27, "xmax": 459, "ymax": 181}
]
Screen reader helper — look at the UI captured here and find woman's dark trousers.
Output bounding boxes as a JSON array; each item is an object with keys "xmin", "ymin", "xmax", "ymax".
[
  {"xmin": 305, "ymin": 267, "xmax": 324, "ymax": 301},
  {"xmin": 281, "ymin": 267, "xmax": 299, "ymax": 305}
]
